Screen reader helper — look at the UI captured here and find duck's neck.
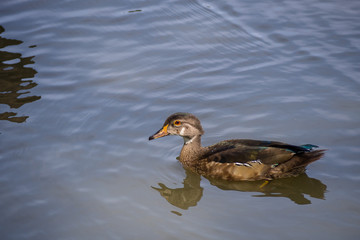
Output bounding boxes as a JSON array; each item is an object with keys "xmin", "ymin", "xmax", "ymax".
[{"xmin": 180, "ymin": 135, "xmax": 204, "ymax": 167}]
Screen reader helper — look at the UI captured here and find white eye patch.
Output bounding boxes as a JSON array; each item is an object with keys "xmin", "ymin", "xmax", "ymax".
[{"xmin": 179, "ymin": 127, "xmax": 185, "ymax": 136}]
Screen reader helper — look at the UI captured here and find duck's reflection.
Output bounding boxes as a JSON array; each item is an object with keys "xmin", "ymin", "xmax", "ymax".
[
  {"xmin": 152, "ymin": 169, "xmax": 203, "ymax": 210},
  {"xmin": 152, "ymin": 169, "xmax": 327, "ymax": 209},
  {"xmin": 0, "ymin": 25, "xmax": 40, "ymax": 123},
  {"xmin": 210, "ymin": 173, "xmax": 327, "ymax": 205}
]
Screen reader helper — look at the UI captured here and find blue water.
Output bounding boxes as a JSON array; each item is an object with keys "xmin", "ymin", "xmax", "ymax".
[{"xmin": 1, "ymin": 0, "xmax": 360, "ymax": 239}]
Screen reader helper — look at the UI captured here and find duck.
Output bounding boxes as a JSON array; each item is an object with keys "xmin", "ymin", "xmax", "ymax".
[{"xmin": 149, "ymin": 112, "xmax": 325, "ymax": 181}]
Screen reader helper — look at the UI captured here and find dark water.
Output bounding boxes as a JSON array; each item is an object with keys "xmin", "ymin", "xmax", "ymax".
[{"xmin": 1, "ymin": 0, "xmax": 360, "ymax": 239}]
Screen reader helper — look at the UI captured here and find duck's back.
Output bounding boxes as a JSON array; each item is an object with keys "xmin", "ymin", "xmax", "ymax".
[{"xmin": 194, "ymin": 139, "xmax": 324, "ymax": 181}]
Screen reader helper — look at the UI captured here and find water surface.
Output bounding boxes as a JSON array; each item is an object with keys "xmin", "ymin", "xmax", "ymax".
[{"xmin": 1, "ymin": 0, "xmax": 360, "ymax": 239}]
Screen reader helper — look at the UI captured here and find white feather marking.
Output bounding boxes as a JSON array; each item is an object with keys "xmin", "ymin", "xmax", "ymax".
[
  {"xmin": 184, "ymin": 136, "xmax": 195, "ymax": 145},
  {"xmin": 250, "ymin": 160, "xmax": 262, "ymax": 164},
  {"xmin": 179, "ymin": 127, "xmax": 185, "ymax": 136},
  {"xmin": 235, "ymin": 162, "xmax": 252, "ymax": 167}
]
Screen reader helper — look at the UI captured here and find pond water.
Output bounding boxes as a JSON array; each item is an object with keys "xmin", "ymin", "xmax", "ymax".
[{"xmin": 1, "ymin": 0, "xmax": 360, "ymax": 239}]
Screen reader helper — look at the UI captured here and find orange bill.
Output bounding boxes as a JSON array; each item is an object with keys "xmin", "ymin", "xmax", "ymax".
[{"xmin": 149, "ymin": 124, "xmax": 169, "ymax": 140}]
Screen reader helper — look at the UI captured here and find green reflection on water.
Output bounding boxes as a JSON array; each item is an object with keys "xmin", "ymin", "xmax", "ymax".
[{"xmin": 0, "ymin": 26, "xmax": 40, "ymax": 123}]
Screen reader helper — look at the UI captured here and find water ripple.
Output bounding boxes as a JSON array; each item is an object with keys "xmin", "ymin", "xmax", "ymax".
[{"xmin": 1, "ymin": 0, "xmax": 360, "ymax": 239}]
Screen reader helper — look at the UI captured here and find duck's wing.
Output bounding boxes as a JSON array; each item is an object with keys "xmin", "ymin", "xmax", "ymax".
[
  {"xmin": 204, "ymin": 140, "xmax": 317, "ymax": 165},
  {"xmin": 222, "ymin": 139, "xmax": 317, "ymax": 152}
]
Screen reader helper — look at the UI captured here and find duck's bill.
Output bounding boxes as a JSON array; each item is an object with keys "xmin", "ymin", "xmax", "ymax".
[{"xmin": 149, "ymin": 124, "xmax": 169, "ymax": 140}]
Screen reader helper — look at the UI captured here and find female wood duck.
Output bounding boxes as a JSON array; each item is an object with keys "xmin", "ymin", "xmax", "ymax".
[{"xmin": 149, "ymin": 112, "xmax": 325, "ymax": 181}]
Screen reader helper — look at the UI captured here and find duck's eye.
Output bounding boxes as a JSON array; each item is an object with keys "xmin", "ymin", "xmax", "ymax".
[{"xmin": 174, "ymin": 120, "xmax": 181, "ymax": 126}]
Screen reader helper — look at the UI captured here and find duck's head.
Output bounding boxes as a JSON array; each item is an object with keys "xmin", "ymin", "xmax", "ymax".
[{"xmin": 149, "ymin": 112, "xmax": 204, "ymax": 141}]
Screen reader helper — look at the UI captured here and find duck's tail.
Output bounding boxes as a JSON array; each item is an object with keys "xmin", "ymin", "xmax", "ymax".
[{"xmin": 269, "ymin": 149, "xmax": 325, "ymax": 179}]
